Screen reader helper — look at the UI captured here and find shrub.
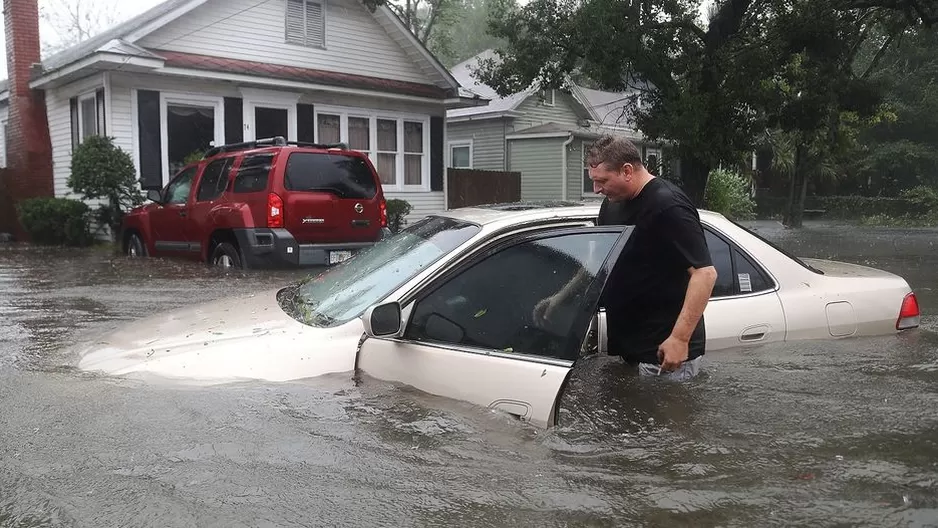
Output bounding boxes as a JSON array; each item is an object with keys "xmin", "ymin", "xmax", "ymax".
[
  {"xmin": 16, "ymin": 197, "xmax": 94, "ymax": 246},
  {"xmin": 386, "ymin": 198, "xmax": 412, "ymax": 233},
  {"xmin": 68, "ymin": 135, "xmax": 145, "ymax": 241},
  {"xmin": 704, "ymin": 168, "xmax": 755, "ymax": 220}
]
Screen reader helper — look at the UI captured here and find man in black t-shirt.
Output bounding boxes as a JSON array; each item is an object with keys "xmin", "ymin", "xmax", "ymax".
[{"xmin": 534, "ymin": 135, "xmax": 717, "ymax": 381}]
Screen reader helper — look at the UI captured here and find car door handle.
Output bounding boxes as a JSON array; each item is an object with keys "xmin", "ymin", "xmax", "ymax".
[
  {"xmin": 178, "ymin": 210, "xmax": 187, "ymax": 217},
  {"xmin": 739, "ymin": 324, "xmax": 769, "ymax": 342}
]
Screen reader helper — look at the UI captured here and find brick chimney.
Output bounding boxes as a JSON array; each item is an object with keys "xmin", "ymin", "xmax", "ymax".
[{"xmin": 2, "ymin": 0, "xmax": 54, "ymax": 240}]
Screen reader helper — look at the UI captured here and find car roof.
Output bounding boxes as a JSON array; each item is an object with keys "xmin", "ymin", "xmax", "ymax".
[{"xmin": 433, "ymin": 200, "xmax": 726, "ymax": 228}]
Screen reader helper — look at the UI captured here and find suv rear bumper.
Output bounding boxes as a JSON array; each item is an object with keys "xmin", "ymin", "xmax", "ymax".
[{"xmin": 232, "ymin": 227, "xmax": 391, "ymax": 268}]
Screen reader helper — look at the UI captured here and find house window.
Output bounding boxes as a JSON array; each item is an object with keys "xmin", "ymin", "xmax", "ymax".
[
  {"xmin": 70, "ymin": 89, "xmax": 106, "ymax": 149},
  {"xmin": 313, "ymin": 106, "xmax": 430, "ymax": 191},
  {"xmin": 538, "ymin": 88, "xmax": 555, "ymax": 106},
  {"xmin": 449, "ymin": 141, "xmax": 472, "ymax": 168},
  {"xmin": 159, "ymin": 93, "xmax": 225, "ymax": 184},
  {"xmin": 645, "ymin": 147, "xmax": 661, "ymax": 174},
  {"xmin": 582, "ymin": 142, "xmax": 594, "ymax": 195},
  {"xmin": 286, "ymin": 0, "xmax": 325, "ymax": 48}
]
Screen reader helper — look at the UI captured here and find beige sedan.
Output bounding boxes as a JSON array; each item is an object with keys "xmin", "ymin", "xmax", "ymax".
[{"xmin": 77, "ymin": 202, "xmax": 922, "ymax": 428}]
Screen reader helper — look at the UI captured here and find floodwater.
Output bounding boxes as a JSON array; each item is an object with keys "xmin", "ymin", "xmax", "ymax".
[{"xmin": 1, "ymin": 221, "xmax": 937, "ymax": 527}]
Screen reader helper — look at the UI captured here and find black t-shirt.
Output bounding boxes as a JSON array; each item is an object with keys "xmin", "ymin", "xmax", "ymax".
[{"xmin": 597, "ymin": 177, "xmax": 713, "ymax": 365}]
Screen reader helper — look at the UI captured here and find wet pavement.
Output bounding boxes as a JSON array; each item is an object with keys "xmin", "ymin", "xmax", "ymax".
[{"xmin": 1, "ymin": 221, "xmax": 937, "ymax": 527}]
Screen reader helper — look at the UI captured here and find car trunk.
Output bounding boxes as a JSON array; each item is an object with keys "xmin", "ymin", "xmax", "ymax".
[
  {"xmin": 280, "ymin": 151, "xmax": 382, "ymax": 244},
  {"xmin": 799, "ymin": 258, "xmax": 903, "ymax": 279}
]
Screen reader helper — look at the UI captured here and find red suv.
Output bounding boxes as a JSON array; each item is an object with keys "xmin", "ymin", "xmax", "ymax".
[{"xmin": 120, "ymin": 136, "xmax": 391, "ymax": 269}]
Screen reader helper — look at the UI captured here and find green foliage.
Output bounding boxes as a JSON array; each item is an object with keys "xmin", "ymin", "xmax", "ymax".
[
  {"xmin": 386, "ymin": 198, "xmax": 413, "ymax": 233},
  {"xmin": 16, "ymin": 197, "xmax": 94, "ymax": 246},
  {"xmin": 183, "ymin": 149, "xmax": 206, "ymax": 165},
  {"xmin": 704, "ymin": 168, "xmax": 756, "ymax": 220},
  {"xmin": 67, "ymin": 135, "xmax": 145, "ymax": 240}
]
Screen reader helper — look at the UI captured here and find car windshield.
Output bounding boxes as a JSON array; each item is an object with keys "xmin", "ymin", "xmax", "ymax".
[{"xmin": 280, "ymin": 216, "xmax": 482, "ymax": 327}]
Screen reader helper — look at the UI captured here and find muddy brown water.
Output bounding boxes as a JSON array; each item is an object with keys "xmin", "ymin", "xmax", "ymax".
[{"xmin": 1, "ymin": 221, "xmax": 937, "ymax": 527}]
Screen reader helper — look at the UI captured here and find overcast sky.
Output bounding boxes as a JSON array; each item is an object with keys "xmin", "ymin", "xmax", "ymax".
[{"xmin": 2, "ymin": 0, "xmax": 714, "ymax": 81}]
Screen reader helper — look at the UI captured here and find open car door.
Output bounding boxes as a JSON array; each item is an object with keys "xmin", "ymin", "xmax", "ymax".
[{"xmin": 356, "ymin": 225, "xmax": 634, "ymax": 428}]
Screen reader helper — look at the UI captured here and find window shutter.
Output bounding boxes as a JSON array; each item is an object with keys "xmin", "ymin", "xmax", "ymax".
[
  {"xmin": 137, "ymin": 90, "xmax": 163, "ymax": 190},
  {"xmin": 430, "ymin": 116, "xmax": 443, "ymax": 192},
  {"xmin": 305, "ymin": 1, "xmax": 324, "ymax": 47},
  {"xmin": 70, "ymin": 97, "xmax": 79, "ymax": 151},
  {"xmin": 297, "ymin": 103, "xmax": 315, "ymax": 143},
  {"xmin": 224, "ymin": 97, "xmax": 243, "ymax": 144},
  {"xmin": 285, "ymin": 0, "xmax": 305, "ymax": 44},
  {"xmin": 95, "ymin": 88, "xmax": 106, "ymax": 135}
]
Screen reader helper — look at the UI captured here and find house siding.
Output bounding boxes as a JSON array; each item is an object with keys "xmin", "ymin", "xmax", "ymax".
[
  {"xmin": 511, "ymin": 92, "xmax": 585, "ymax": 132},
  {"xmin": 136, "ymin": 0, "xmax": 433, "ymax": 86},
  {"xmin": 445, "ymin": 118, "xmax": 508, "ymax": 170},
  {"xmin": 508, "ymin": 137, "xmax": 564, "ymax": 202},
  {"xmin": 46, "ymin": 73, "xmax": 106, "ymax": 201}
]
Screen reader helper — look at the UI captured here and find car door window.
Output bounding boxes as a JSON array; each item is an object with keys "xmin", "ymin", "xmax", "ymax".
[
  {"xmin": 196, "ymin": 157, "xmax": 234, "ymax": 202},
  {"xmin": 705, "ymin": 228, "xmax": 774, "ymax": 297},
  {"xmin": 233, "ymin": 153, "xmax": 274, "ymax": 193},
  {"xmin": 404, "ymin": 230, "xmax": 623, "ymax": 362},
  {"xmin": 164, "ymin": 166, "xmax": 197, "ymax": 204}
]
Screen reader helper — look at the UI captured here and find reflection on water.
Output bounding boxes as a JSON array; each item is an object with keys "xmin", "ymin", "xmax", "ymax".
[{"xmin": 1, "ymin": 221, "xmax": 937, "ymax": 527}]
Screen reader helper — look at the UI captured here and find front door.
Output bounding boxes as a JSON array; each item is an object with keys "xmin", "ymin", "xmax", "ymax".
[
  {"xmin": 255, "ymin": 107, "xmax": 289, "ymax": 140},
  {"xmin": 357, "ymin": 225, "xmax": 634, "ymax": 428},
  {"xmin": 149, "ymin": 165, "xmax": 198, "ymax": 258}
]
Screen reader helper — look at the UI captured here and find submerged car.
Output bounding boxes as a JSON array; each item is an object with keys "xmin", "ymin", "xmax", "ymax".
[{"xmin": 77, "ymin": 202, "xmax": 921, "ymax": 428}]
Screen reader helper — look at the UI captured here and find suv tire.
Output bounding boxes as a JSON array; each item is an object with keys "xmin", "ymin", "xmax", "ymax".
[
  {"xmin": 211, "ymin": 242, "xmax": 243, "ymax": 269},
  {"xmin": 126, "ymin": 233, "xmax": 147, "ymax": 258}
]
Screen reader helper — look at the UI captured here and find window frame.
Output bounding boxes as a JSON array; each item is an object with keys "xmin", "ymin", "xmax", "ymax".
[
  {"xmin": 285, "ymin": 0, "xmax": 326, "ymax": 49},
  {"xmin": 159, "ymin": 92, "xmax": 225, "ymax": 187},
  {"xmin": 581, "ymin": 141, "xmax": 594, "ymax": 197},
  {"xmin": 398, "ymin": 224, "xmax": 633, "ymax": 366},
  {"xmin": 448, "ymin": 140, "xmax": 473, "ymax": 169},
  {"xmin": 702, "ymin": 225, "xmax": 778, "ymax": 300},
  {"xmin": 313, "ymin": 104, "xmax": 431, "ymax": 192},
  {"xmin": 195, "ymin": 156, "xmax": 236, "ymax": 202}
]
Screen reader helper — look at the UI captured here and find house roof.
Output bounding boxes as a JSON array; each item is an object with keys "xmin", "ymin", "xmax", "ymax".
[
  {"xmin": 1, "ymin": 0, "xmax": 477, "ymax": 104},
  {"xmin": 446, "ymin": 49, "xmax": 639, "ymax": 124},
  {"xmin": 447, "ymin": 50, "xmax": 532, "ymax": 119}
]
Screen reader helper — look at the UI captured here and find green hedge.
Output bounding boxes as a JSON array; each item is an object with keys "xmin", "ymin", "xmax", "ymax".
[{"xmin": 16, "ymin": 197, "xmax": 95, "ymax": 246}]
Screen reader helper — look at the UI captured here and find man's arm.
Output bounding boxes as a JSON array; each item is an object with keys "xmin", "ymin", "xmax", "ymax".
[{"xmin": 671, "ymin": 265, "xmax": 718, "ymax": 342}]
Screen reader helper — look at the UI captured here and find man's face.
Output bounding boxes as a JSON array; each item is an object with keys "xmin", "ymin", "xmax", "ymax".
[{"xmin": 589, "ymin": 161, "xmax": 633, "ymax": 201}]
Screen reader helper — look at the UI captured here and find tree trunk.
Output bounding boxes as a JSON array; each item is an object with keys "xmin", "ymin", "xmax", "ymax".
[
  {"xmin": 783, "ymin": 142, "xmax": 807, "ymax": 228},
  {"xmin": 679, "ymin": 154, "xmax": 711, "ymax": 207}
]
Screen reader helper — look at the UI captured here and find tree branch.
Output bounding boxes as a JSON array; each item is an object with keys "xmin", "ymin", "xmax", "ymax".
[{"xmin": 861, "ymin": 30, "xmax": 898, "ymax": 77}]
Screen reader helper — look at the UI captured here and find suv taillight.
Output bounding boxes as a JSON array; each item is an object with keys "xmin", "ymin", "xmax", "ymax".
[
  {"xmin": 379, "ymin": 199, "xmax": 388, "ymax": 228},
  {"xmin": 268, "ymin": 192, "xmax": 283, "ymax": 228},
  {"xmin": 897, "ymin": 291, "xmax": 920, "ymax": 330}
]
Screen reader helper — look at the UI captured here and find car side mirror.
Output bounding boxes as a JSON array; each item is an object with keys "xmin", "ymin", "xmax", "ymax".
[
  {"xmin": 362, "ymin": 302, "xmax": 402, "ymax": 337},
  {"xmin": 147, "ymin": 189, "xmax": 163, "ymax": 204}
]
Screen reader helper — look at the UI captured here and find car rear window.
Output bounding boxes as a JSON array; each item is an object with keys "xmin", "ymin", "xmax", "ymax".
[
  {"xmin": 283, "ymin": 152, "xmax": 378, "ymax": 199},
  {"xmin": 233, "ymin": 153, "xmax": 273, "ymax": 193}
]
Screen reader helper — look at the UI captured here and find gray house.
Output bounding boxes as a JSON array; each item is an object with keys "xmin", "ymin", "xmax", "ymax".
[{"xmin": 446, "ymin": 50, "xmax": 669, "ymax": 203}]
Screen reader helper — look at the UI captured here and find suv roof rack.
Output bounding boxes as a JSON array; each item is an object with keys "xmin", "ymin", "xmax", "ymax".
[{"xmin": 202, "ymin": 136, "xmax": 350, "ymax": 158}]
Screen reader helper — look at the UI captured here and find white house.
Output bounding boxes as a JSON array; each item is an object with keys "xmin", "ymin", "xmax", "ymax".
[{"xmin": 0, "ymin": 0, "xmax": 487, "ymax": 229}]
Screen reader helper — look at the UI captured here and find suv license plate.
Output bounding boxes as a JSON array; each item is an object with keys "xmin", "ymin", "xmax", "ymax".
[{"xmin": 329, "ymin": 250, "xmax": 352, "ymax": 264}]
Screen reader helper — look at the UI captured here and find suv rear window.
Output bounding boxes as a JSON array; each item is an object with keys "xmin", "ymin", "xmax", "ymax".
[{"xmin": 284, "ymin": 152, "xmax": 378, "ymax": 199}]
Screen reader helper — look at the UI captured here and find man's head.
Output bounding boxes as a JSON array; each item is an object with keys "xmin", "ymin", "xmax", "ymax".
[{"xmin": 585, "ymin": 135, "xmax": 653, "ymax": 201}]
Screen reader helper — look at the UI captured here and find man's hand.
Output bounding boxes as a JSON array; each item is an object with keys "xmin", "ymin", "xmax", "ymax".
[
  {"xmin": 657, "ymin": 334, "xmax": 689, "ymax": 372},
  {"xmin": 533, "ymin": 295, "xmax": 558, "ymax": 326}
]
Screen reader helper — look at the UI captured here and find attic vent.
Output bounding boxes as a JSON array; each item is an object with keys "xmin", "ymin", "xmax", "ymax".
[{"xmin": 286, "ymin": 0, "xmax": 325, "ymax": 48}]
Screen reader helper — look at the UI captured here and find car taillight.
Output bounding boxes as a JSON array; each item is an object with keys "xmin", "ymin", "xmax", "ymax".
[
  {"xmin": 268, "ymin": 192, "xmax": 283, "ymax": 228},
  {"xmin": 379, "ymin": 199, "xmax": 387, "ymax": 228},
  {"xmin": 897, "ymin": 291, "xmax": 920, "ymax": 330}
]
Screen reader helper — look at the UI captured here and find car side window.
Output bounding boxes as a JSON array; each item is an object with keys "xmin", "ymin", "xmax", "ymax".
[
  {"xmin": 705, "ymin": 228, "xmax": 774, "ymax": 297},
  {"xmin": 705, "ymin": 229, "xmax": 735, "ymax": 297},
  {"xmin": 196, "ymin": 157, "xmax": 234, "ymax": 202},
  {"xmin": 233, "ymin": 153, "xmax": 274, "ymax": 193},
  {"xmin": 404, "ymin": 230, "xmax": 621, "ymax": 361},
  {"xmin": 164, "ymin": 166, "xmax": 197, "ymax": 205}
]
